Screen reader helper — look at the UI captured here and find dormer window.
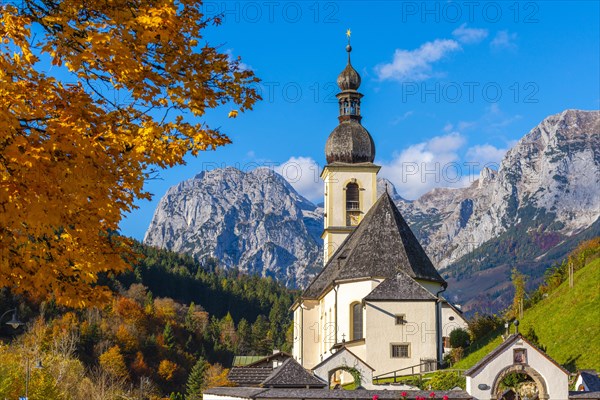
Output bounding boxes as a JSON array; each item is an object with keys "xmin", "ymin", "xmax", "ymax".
[{"xmin": 346, "ymin": 182, "xmax": 360, "ymax": 226}]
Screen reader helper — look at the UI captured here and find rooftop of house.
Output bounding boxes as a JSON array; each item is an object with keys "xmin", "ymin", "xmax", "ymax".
[{"xmin": 227, "ymin": 354, "xmax": 326, "ymax": 389}]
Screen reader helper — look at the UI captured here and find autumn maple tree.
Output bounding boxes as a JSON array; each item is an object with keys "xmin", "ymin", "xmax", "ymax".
[{"xmin": 0, "ymin": 0, "xmax": 260, "ymax": 306}]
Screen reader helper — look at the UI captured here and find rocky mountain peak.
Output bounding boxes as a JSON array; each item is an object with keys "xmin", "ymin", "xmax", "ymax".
[
  {"xmin": 144, "ymin": 167, "xmax": 323, "ymax": 287},
  {"xmin": 144, "ymin": 110, "xmax": 599, "ymax": 312}
]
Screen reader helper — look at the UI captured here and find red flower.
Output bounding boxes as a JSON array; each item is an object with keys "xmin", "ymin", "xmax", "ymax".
[
  {"xmin": 373, "ymin": 395, "xmax": 379, "ymax": 400},
  {"xmin": 401, "ymin": 392, "xmax": 407, "ymax": 398},
  {"xmin": 443, "ymin": 396, "xmax": 449, "ymax": 400},
  {"xmin": 430, "ymin": 393, "xmax": 436, "ymax": 398}
]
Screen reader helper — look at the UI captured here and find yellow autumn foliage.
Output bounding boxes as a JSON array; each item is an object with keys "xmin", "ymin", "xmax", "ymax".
[
  {"xmin": 158, "ymin": 359, "xmax": 179, "ymax": 381},
  {"xmin": 99, "ymin": 345, "xmax": 128, "ymax": 380},
  {"xmin": 0, "ymin": 1, "xmax": 260, "ymax": 307}
]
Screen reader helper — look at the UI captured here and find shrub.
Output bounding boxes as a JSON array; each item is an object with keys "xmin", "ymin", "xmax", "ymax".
[
  {"xmin": 449, "ymin": 328, "xmax": 470, "ymax": 348},
  {"xmin": 428, "ymin": 371, "xmax": 466, "ymax": 390},
  {"xmin": 468, "ymin": 313, "xmax": 503, "ymax": 342}
]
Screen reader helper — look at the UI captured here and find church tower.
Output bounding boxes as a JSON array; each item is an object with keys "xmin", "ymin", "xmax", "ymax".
[{"xmin": 321, "ymin": 39, "xmax": 380, "ymax": 263}]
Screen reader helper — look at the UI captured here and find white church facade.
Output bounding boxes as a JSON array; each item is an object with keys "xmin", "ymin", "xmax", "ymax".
[
  {"xmin": 291, "ymin": 41, "xmax": 468, "ymax": 377},
  {"xmin": 206, "ymin": 38, "xmax": 589, "ymax": 400}
]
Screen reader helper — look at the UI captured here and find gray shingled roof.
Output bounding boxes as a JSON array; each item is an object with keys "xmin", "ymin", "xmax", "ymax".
[
  {"xmin": 303, "ymin": 192, "xmax": 445, "ymax": 299},
  {"xmin": 228, "ymin": 367, "xmax": 274, "ymax": 386},
  {"xmin": 261, "ymin": 359, "xmax": 327, "ymax": 388},
  {"xmin": 204, "ymin": 387, "xmax": 269, "ymax": 398},
  {"xmin": 228, "ymin": 357, "xmax": 326, "ymax": 389},
  {"xmin": 364, "ymin": 272, "xmax": 438, "ymax": 301},
  {"xmin": 325, "ymin": 120, "xmax": 375, "ymax": 164},
  {"xmin": 204, "ymin": 387, "xmax": 473, "ymax": 399}
]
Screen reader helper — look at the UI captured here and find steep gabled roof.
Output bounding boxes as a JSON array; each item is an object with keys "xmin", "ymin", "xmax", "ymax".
[
  {"xmin": 261, "ymin": 359, "xmax": 327, "ymax": 388},
  {"xmin": 303, "ymin": 192, "xmax": 445, "ymax": 299},
  {"xmin": 311, "ymin": 346, "xmax": 375, "ymax": 371},
  {"xmin": 364, "ymin": 272, "xmax": 438, "ymax": 301},
  {"xmin": 465, "ymin": 333, "xmax": 570, "ymax": 377}
]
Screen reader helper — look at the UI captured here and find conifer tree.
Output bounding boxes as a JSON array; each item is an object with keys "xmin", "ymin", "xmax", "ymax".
[
  {"xmin": 186, "ymin": 357, "xmax": 208, "ymax": 400},
  {"xmin": 163, "ymin": 323, "xmax": 175, "ymax": 350}
]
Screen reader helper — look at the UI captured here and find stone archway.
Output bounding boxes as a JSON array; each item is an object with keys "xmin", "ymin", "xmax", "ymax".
[
  {"xmin": 490, "ymin": 364, "xmax": 549, "ymax": 400},
  {"xmin": 311, "ymin": 347, "xmax": 376, "ymax": 389},
  {"xmin": 465, "ymin": 334, "xmax": 569, "ymax": 400},
  {"xmin": 328, "ymin": 366, "xmax": 362, "ymax": 389}
]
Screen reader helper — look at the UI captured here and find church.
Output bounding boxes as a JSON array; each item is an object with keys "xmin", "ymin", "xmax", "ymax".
[
  {"xmin": 291, "ymin": 40, "xmax": 468, "ymax": 379},
  {"xmin": 206, "ymin": 39, "xmax": 587, "ymax": 400}
]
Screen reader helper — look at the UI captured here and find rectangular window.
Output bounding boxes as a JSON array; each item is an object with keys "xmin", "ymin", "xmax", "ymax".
[
  {"xmin": 391, "ymin": 344, "xmax": 410, "ymax": 358},
  {"xmin": 395, "ymin": 314, "xmax": 406, "ymax": 325}
]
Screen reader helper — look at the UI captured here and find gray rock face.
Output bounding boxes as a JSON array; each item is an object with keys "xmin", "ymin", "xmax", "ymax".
[
  {"xmin": 395, "ymin": 109, "xmax": 600, "ymax": 269},
  {"xmin": 144, "ymin": 167, "xmax": 323, "ymax": 287},
  {"xmin": 144, "ymin": 109, "xmax": 599, "ymax": 290}
]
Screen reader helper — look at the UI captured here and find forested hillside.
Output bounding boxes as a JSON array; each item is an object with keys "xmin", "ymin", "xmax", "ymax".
[{"xmin": 0, "ymin": 242, "xmax": 296, "ymax": 398}]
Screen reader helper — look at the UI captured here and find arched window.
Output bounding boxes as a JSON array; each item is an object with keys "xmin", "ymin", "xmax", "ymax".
[
  {"xmin": 346, "ymin": 182, "xmax": 360, "ymax": 226},
  {"xmin": 351, "ymin": 302, "xmax": 363, "ymax": 340}
]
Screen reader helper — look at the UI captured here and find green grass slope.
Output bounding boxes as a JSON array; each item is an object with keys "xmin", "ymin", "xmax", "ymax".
[{"xmin": 455, "ymin": 257, "xmax": 600, "ymax": 371}]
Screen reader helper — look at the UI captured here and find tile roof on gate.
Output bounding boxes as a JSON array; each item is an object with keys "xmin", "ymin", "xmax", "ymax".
[{"xmin": 465, "ymin": 334, "xmax": 570, "ymax": 377}]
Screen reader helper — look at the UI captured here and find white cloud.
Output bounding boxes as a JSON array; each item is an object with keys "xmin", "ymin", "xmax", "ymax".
[
  {"xmin": 375, "ymin": 39, "xmax": 461, "ymax": 82},
  {"xmin": 275, "ymin": 156, "xmax": 323, "ymax": 202},
  {"xmin": 225, "ymin": 49, "xmax": 252, "ymax": 71},
  {"xmin": 390, "ymin": 110, "xmax": 415, "ymax": 125},
  {"xmin": 452, "ymin": 23, "xmax": 489, "ymax": 44},
  {"xmin": 491, "ymin": 31, "xmax": 518, "ymax": 51},
  {"xmin": 465, "ymin": 144, "xmax": 508, "ymax": 168},
  {"xmin": 380, "ymin": 132, "xmax": 471, "ymax": 200}
]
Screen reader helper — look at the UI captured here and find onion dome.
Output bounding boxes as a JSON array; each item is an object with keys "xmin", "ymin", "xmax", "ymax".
[
  {"xmin": 337, "ymin": 45, "xmax": 361, "ymax": 91},
  {"xmin": 325, "ymin": 120, "xmax": 375, "ymax": 164}
]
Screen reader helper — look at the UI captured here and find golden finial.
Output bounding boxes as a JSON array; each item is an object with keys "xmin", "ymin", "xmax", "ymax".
[{"xmin": 345, "ymin": 29, "xmax": 352, "ymax": 58}]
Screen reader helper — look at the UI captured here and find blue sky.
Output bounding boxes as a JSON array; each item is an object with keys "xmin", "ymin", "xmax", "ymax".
[{"xmin": 120, "ymin": 0, "xmax": 600, "ymax": 240}]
